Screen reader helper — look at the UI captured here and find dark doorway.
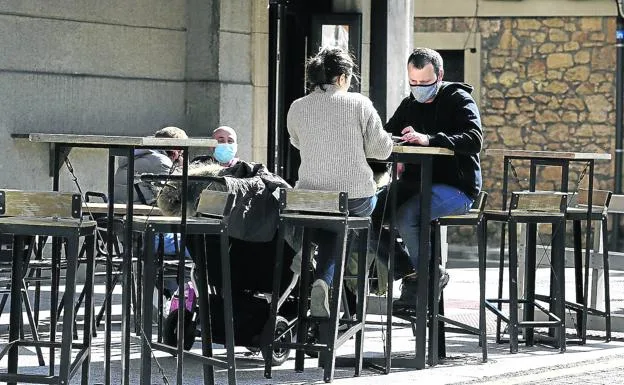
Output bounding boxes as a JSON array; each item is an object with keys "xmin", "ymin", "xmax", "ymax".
[
  {"xmin": 438, "ymin": 50, "xmax": 464, "ymax": 82},
  {"xmin": 267, "ymin": 0, "xmax": 332, "ymax": 185}
]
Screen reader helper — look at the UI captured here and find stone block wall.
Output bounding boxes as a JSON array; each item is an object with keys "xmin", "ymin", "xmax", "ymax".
[
  {"xmin": 0, "ymin": 1, "xmax": 187, "ymax": 193},
  {"xmin": 415, "ymin": 16, "xmax": 617, "ymax": 244},
  {"xmin": 0, "ymin": 1, "xmax": 263, "ymax": 193}
]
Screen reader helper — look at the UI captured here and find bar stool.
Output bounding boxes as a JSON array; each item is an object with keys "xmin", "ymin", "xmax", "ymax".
[
  {"xmin": 80, "ymin": 192, "xmax": 127, "ymax": 329},
  {"xmin": 483, "ymin": 191, "xmax": 568, "ymax": 353},
  {"xmin": 0, "ymin": 234, "xmax": 46, "ymax": 366},
  {"xmin": 430, "ymin": 191, "xmax": 488, "ymax": 364},
  {"xmin": 132, "ymin": 189, "xmax": 237, "ymax": 385},
  {"xmin": 565, "ymin": 188, "xmax": 612, "ymax": 342},
  {"xmin": 264, "ymin": 189, "xmax": 370, "ymax": 383},
  {"xmin": 0, "ymin": 189, "xmax": 96, "ymax": 384}
]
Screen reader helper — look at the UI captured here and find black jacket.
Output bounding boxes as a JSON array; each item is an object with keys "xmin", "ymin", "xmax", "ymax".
[
  {"xmin": 385, "ymin": 81, "xmax": 483, "ymax": 199},
  {"xmin": 157, "ymin": 160, "xmax": 291, "ymax": 242},
  {"xmin": 219, "ymin": 161, "xmax": 291, "ymax": 242}
]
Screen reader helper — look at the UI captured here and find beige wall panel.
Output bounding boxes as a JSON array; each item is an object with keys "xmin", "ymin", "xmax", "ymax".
[
  {"xmin": 185, "ymin": 81, "xmax": 221, "ymax": 138},
  {"xmin": 0, "ymin": 0, "xmax": 185, "ymax": 29},
  {"xmin": 220, "ymin": 83, "xmax": 253, "ymax": 161},
  {"xmin": 387, "ymin": 0, "xmax": 414, "ymax": 115},
  {"xmin": 55, "ymin": 148, "xmax": 110, "ymax": 197},
  {"xmin": 0, "ymin": 143, "xmax": 110, "ymax": 196},
  {"xmin": 186, "ymin": 0, "xmax": 220, "ymax": 80},
  {"xmin": 219, "ymin": 32, "xmax": 252, "ymax": 83},
  {"xmin": 220, "ymin": 0, "xmax": 252, "ymax": 33},
  {"xmin": 251, "ymin": 32, "xmax": 269, "ymax": 87},
  {"xmin": 0, "ymin": 73, "xmax": 185, "ymax": 136},
  {"xmin": 253, "ymin": 146, "xmax": 268, "ymax": 165},
  {"xmin": 360, "ymin": 42, "xmax": 370, "ymax": 96},
  {"xmin": 252, "ymin": 0, "xmax": 270, "ymax": 34},
  {"xmin": 0, "ymin": 15, "xmax": 185, "ymax": 79},
  {"xmin": 253, "ymin": 86, "xmax": 269, "ymax": 148}
]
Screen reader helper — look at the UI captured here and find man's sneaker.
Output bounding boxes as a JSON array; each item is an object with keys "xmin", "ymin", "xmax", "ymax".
[
  {"xmin": 392, "ymin": 275, "xmax": 418, "ymax": 312},
  {"xmin": 310, "ymin": 279, "xmax": 330, "ymax": 318},
  {"xmin": 393, "ymin": 270, "xmax": 450, "ymax": 312},
  {"xmin": 438, "ymin": 271, "xmax": 450, "ymax": 303}
]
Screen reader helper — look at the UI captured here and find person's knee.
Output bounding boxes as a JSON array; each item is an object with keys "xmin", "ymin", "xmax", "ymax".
[
  {"xmin": 396, "ymin": 205, "xmax": 420, "ymax": 235},
  {"xmin": 395, "ymin": 206, "xmax": 408, "ymax": 233}
]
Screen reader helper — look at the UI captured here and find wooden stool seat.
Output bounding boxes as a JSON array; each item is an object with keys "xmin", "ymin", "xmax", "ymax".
[
  {"xmin": 437, "ymin": 211, "xmax": 480, "ymax": 224},
  {"xmin": 82, "ymin": 201, "xmax": 161, "ymax": 216},
  {"xmin": 132, "ymin": 215, "xmax": 222, "ymax": 230},
  {"xmin": 0, "ymin": 189, "xmax": 96, "ymax": 385},
  {"xmin": 0, "ymin": 217, "xmax": 95, "ymax": 229},
  {"xmin": 565, "ymin": 205, "xmax": 605, "ymax": 218},
  {"xmin": 281, "ymin": 212, "xmax": 371, "ymax": 226},
  {"xmin": 484, "ymin": 209, "xmax": 565, "ymax": 221}
]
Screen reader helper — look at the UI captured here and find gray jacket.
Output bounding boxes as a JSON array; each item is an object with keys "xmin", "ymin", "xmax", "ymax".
[{"xmin": 113, "ymin": 149, "xmax": 173, "ymax": 204}]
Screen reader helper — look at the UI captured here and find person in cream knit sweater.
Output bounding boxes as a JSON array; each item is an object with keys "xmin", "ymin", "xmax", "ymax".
[{"xmin": 287, "ymin": 46, "xmax": 393, "ymax": 317}]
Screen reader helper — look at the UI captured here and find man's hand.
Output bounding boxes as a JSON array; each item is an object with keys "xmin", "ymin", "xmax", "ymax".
[
  {"xmin": 401, "ymin": 126, "xmax": 430, "ymax": 146},
  {"xmin": 397, "ymin": 162, "xmax": 405, "ymax": 177}
]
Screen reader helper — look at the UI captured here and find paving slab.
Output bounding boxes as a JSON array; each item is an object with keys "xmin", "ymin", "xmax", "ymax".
[{"xmin": 1, "ymin": 266, "xmax": 623, "ymax": 384}]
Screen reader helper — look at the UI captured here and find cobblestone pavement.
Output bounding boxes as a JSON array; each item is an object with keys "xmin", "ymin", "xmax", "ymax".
[
  {"xmin": 1, "ymin": 267, "xmax": 623, "ymax": 384},
  {"xmin": 458, "ymin": 355, "xmax": 624, "ymax": 384}
]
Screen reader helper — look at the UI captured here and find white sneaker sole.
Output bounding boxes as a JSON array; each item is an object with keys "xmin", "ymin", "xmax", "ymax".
[{"xmin": 310, "ymin": 284, "xmax": 330, "ymax": 318}]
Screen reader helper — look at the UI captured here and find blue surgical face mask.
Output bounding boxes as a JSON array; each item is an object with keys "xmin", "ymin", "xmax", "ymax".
[
  {"xmin": 410, "ymin": 80, "xmax": 440, "ymax": 103},
  {"xmin": 214, "ymin": 143, "xmax": 237, "ymax": 164}
]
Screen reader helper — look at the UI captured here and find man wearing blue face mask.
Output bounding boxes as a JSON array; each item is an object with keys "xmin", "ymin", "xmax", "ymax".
[
  {"xmin": 373, "ymin": 47, "xmax": 483, "ymax": 311},
  {"xmin": 189, "ymin": 126, "xmax": 240, "ymax": 167},
  {"xmin": 211, "ymin": 126, "xmax": 239, "ymax": 167}
]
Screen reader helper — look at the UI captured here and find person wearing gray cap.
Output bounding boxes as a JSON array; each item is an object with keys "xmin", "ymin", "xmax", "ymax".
[{"xmin": 114, "ymin": 126, "xmax": 187, "ymax": 204}]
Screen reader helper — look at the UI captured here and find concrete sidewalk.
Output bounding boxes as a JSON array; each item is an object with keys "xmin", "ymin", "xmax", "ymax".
[{"xmin": 1, "ymin": 266, "xmax": 622, "ymax": 384}]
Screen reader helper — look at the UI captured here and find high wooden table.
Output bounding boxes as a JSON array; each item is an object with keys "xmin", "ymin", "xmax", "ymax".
[
  {"xmin": 387, "ymin": 146, "xmax": 454, "ymax": 369},
  {"xmin": 16, "ymin": 133, "xmax": 216, "ymax": 385},
  {"xmin": 337, "ymin": 145, "xmax": 454, "ymax": 371},
  {"xmin": 485, "ymin": 148, "xmax": 611, "ymax": 346}
]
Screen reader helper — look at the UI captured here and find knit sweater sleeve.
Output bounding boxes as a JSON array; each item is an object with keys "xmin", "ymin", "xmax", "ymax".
[
  {"xmin": 361, "ymin": 98, "xmax": 393, "ymax": 160},
  {"xmin": 286, "ymin": 103, "xmax": 300, "ymax": 149}
]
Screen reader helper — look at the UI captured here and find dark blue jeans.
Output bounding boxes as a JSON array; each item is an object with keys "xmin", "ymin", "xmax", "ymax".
[
  {"xmin": 314, "ymin": 196, "xmax": 377, "ymax": 285},
  {"xmin": 371, "ymin": 182, "xmax": 473, "ymax": 274},
  {"xmin": 396, "ymin": 184, "xmax": 473, "ymax": 269}
]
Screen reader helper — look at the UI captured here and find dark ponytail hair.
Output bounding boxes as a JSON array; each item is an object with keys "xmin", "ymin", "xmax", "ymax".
[{"xmin": 306, "ymin": 46, "xmax": 357, "ymax": 91}]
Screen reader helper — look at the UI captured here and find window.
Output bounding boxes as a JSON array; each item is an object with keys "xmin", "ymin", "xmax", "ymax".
[{"xmin": 438, "ymin": 49, "xmax": 465, "ymax": 82}]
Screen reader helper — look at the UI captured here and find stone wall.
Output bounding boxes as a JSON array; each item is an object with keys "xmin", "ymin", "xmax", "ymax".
[{"xmin": 415, "ymin": 16, "xmax": 617, "ymax": 244}]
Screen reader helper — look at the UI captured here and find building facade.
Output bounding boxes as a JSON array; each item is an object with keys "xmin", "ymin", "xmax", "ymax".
[{"xmin": 0, "ymin": 1, "xmax": 619, "ymax": 230}]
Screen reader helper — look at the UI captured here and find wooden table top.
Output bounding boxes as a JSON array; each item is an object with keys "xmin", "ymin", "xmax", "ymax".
[
  {"xmin": 25, "ymin": 133, "xmax": 217, "ymax": 148},
  {"xmin": 392, "ymin": 145, "xmax": 454, "ymax": 155},
  {"xmin": 485, "ymin": 148, "xmax": 611, "ymax": 161},
  {"xmin": 82, "ymin": 202, "xmax": 162, "ymax": 216}
]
